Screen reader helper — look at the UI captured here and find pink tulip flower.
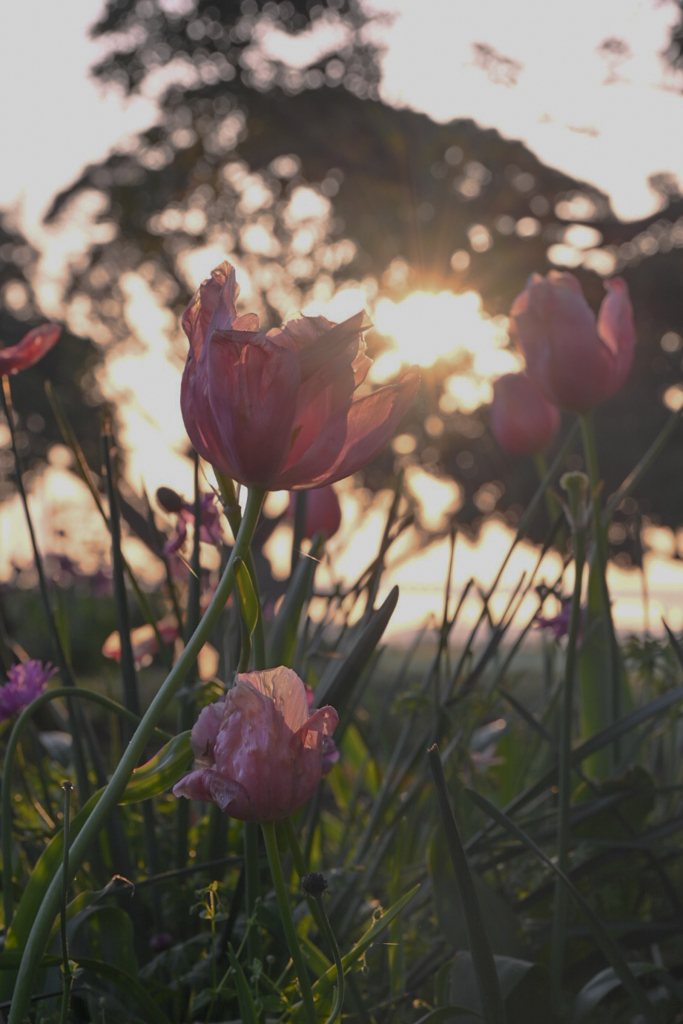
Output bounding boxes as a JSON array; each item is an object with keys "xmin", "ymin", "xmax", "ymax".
[
  {"xmin": 0, "ymin": 323, "xmax": 61, "ymax": 376},
  {"xmin": 173, "ymin": 666, "xmax": 338, "ymax": 821},
  {"xmin": 490, "ymin": 372, "xmax": 560, "ymax": 456},
  {"xmin": 287, "ymin": 485, "xmax": 342, "ymax": 540},
  {"xmin": 0, "ymin": 660, "xmax": 57, "ymax": 722},
  {"xmin": 510, "ymin": 272, "xmax": 635, "ymax": 413},
  {"xmin": 180, "ymin": 262, "xmax": 419, "ymax": 490}
]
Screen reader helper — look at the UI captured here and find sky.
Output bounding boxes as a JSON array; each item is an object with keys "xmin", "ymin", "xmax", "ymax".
[{"xmin": 1, "ymin": 0, "xmax": 682, "ymax": 247}]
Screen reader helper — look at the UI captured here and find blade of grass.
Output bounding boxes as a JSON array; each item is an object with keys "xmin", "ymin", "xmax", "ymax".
[
  {"xmin": 428, "ymin": 745, "xmax": 506, "ymax": 1024},
  {"xmin": 467, "ymin": 788, "xmax": 657, "ymax": 1023}
]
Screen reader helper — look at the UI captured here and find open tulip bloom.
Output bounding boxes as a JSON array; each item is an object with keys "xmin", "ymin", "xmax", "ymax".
[
  {"xmin": 174, "ymin": 666, "xmax": 338, "ymax": 822},
  {"xmin": 181, "ymin": 262, "xmax": 419, "ymax": 491}
]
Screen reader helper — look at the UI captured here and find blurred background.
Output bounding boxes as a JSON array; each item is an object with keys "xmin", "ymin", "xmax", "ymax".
[{"xmin": 4, "ymin": 0, "xmax": 683, "ymax": 651}]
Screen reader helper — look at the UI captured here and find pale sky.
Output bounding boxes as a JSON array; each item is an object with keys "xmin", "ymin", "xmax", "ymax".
[{"xmin": 0, "ymin": 0, "xmax": 681, "ymax": 254}]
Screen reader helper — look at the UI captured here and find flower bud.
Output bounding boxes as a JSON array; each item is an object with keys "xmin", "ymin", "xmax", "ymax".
[
  {"xmin": 287, "ymin": 485, "xmax": 342, "ymax": 540},
  {"xmin": 510, "ymin": 271, "xmax": 635, "ymax": 413},
  {"xmin": 490, "ymin": 372, "xmax": 560, "ymax": 455}
]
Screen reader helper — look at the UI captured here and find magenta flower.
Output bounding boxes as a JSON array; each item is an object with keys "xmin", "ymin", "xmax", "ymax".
[
  {"xmin": 287, "ymin": 485, "xmax": 342, "ymax": 541},
  {"xmin": 174, "ymin": 667, "xmax": 338, "ymax": 821},
  {"xmin": 0, "ymin": 660, "xmax": 58, "ymax": 721},
  {"xmin": 510, "ymin": 272, "xmax": 635, "ymax": 413},
  {"xmin": 180, "ymin": 262, "xmax": 419, "ymax": 490},
  {"xmin": 536, "ymin": 599, "xmax": 584, "ymax": 642},
  {"xmin": 0, "ymin": 323, "xmax": 61, "ymax": 376},
  {"xmin": 156, "ymin": 488, "xmax": 223, "ymax": 555},
  {"xmin": 490, "ymin": 372, "xmax": 560, "ymax": 456},
  {"xmin": 305, "ymin": 684, "xmax": 340, "ymax": 774}
]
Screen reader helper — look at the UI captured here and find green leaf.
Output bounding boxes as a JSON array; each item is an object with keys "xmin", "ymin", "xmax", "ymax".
[
  {"xmin": 466, "ymin": 788, "xmax": 657, "ymax": 1023},
  {"xmin": 119, "ymin": 731, "xmax": 192, "ymax": 804},
  {"xmin": 234, "ymin": 556, "xmax": 259, "ymax": 637},
  {"xmin": 268, "ymin": 533, "xmax": 324, "ymax": 668},
  {"xmin": 5, "ymin": 735, "xmax": 190, "ymax": 954},
  {"xmin": 313, "ymin": 585, "xmax": 399, "ymax": 712},
  {"xmin": 571, "ymin": 964, "xmax": 660, "ymax": 1024},
  {"xmin": 227, "ymin": 944, "xmax": 260, "ymax": 1024},
  {"xmin": 310, "ymin": 884, "xmax": 420, "ymax": 1001},
  {"xmin": 414, "ymin": 1008, "xmax": 482, "ymax": 1023},
  {"xmin": 446, "ymin": 953, "xmax": 553, "ymax": 1024},
  {"xmin": 73, "ymin": 955, "xmax": 172, "ymax": 1024},
  {"xmin": 428, "ymin": 831, "xmax": 523, "ymax": 957},
  {"xmin": 428, "ymin": 746, "xmax": 507, "ymax": 1024}
]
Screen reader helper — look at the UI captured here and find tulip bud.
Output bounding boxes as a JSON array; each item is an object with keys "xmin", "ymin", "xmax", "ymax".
[
  {"xmin": 490, "ymin": 372, "xmax": 560, "ymax": 456},
  {"xmin": 510, "ymin": 271, "xmax": 635, "ymax": 413},
  {"xmin": 287, "ymin": 485, "xmax": 342, "ymax": 540}
]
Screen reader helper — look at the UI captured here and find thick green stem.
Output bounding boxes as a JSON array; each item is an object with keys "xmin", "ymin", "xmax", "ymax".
[
  {"xmin": 261, "ymin": 820, "xmax": 317, "ymax": 1024},
  {"xmin": 550, "ymin": 518, "xmax": 586, "ymax": 1007},
  {"xmin": 534, "ymin": 452, "xmax": 564, "ymax": 554},
  {"xmin": 7, "ymin": 487, "xmax": 265, "ymax": 1024},
  {"xmin": 580, "ymin": 413, "xmax": 622, "ymax": 748}
]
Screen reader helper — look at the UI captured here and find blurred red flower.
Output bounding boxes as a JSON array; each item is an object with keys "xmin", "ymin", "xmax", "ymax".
[
  {"xmin": 510, "ymin": 271, "xmax": 635, "ymax": 413},
  {"xmin": 287, "ymin": 485, "xmax": 342, "ymax": 540},
  {"xmin": 490, "ymin": 372, "xmax": 560, "ymax": 456},
  {"xmin": 0, "ymin": 323, "xmax": 61, "ymax": 376}
]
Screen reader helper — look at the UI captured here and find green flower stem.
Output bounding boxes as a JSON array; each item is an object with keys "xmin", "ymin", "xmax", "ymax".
[
  {"xmin": 1, "ymin": 686, "xmax": 168, "ymax": 930},
  {"xmin": 261, "ymin": 820, "xmax": 317, "ymax": 1024},
  {"xmin": 534, "ymin": 453, "xmax": 564, "ymax": 554},
  {"xmin": 214, "ymin": 471, "xmax": 266, "ymax": 669},
  {"xmin": 58, "ymin": 781, "xmax": 73, "ymax": 1024},
  {"xmin": 312, "ymin": 891, "xmax": 344, "ymax": 1024},
  {"xmin": 1, "ymin": 378, "xmax": 91, "ymax": 802},
  {"xmin": 550, "ymin": 508, "xmax": 586, "ymax": 1008},
  {"xmin": 7, "ymin": 487, "xmax": 265, "ymax": 1024},
  {"xmin": 580, "ymin": 413, "xmax": 622, "ymax": 739},
  {"xmin": 213, "ymin": 473, "xmax": 267, "ymax": 963}
]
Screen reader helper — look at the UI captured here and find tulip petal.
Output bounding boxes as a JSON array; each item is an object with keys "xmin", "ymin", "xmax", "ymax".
[
  {"xmin": 513, "ymin": 275, "xmax": 611, "ymax": 412},
  {"xmin": 0, "ymin": 323, "xmax": 61, "ymax": 376},
  {"xmin": 237, "ymin": 666, "xmax": 309, "ymax": 732},
  {"xmin": 190, "ymin": 700, "xmax": 225, "ymax": 763},
  {"xmin": 173, "ymin": 767, "xmax": 250, "ymax": 816},
  {"xmin": 490, "ymin": 373, "xmax": 560, "ymax": 456},
  {"xmin": 182, "ymin": 262, "xmax": 236, "ymax": 358},
  {"xmin": 597, "ymin": 277, "xmax": 635, "ymax": 394},
  {"xmin": 279, "ymin": 368, "xmax": 420, "ymax": 489}
]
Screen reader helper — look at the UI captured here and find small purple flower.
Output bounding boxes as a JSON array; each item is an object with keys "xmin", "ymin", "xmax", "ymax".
[
  {"xmin": 0, "ymin": 660, "xmax": 58, "ymax": 722},
  {"xmin": 536, "ymin": 599, "xmax": 584, "ymax": 642},
  {"xmin": 162, "ymin": 493, "xmax": 223, "ymax": 555}
]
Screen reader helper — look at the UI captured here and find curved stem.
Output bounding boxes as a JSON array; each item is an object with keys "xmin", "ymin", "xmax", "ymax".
[
  {"xmin": 314, "ymin": 892, "xmax": 344, "ymax": 1024},
  {"xmin": 1, "ymin": 687, "xmax": 168, "ymax": 929},
  {"xmin": 7, "ymin": 487, "xmax": 265, "ymax": 1024},
  {"xmin": 580, "ymin": 412, "xmax": 622, "ymax": 745},
  {"xmin": 261, "ymin": 820, "xmax": 316, "ymax": 1024},
  {"xmin": 58, "ymin": 782, "xmax": 73, "ymax": 1024},
  {"xmin": 550, "ymin": 518, "xmax": 586, "ymax": 1007}
]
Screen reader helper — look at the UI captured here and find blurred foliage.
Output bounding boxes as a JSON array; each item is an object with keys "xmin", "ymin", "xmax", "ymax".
[
  {"xmin": 0, "ymin": 216, "xmax": 102, "ymax": 495},
  {"xmin": 6, "ymin": 0, "xmax": 683, "ymax": 554}
]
